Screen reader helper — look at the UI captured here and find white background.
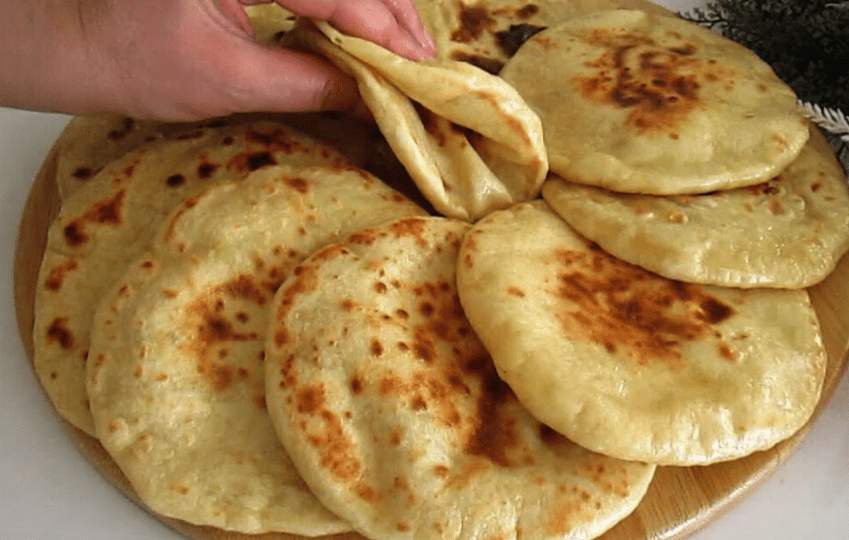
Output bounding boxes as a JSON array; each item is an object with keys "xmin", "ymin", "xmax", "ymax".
[{"xmin": 1, "ymin": 1, "xmax": 847, "ymax": 539}]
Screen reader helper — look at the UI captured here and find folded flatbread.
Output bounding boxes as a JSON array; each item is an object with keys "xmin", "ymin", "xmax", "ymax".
[{"xmin": 294, "ymin": 20, "xmax": 547, "ymax": 221}]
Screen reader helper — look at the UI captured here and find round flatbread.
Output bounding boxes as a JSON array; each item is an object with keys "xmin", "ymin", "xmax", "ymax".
[
  {"xmin": 456, "ymin": 201, "xmax": 827, "ymax": 465},
  {"xmin": 265, "ymin": 216, "xmax": 656, "ymax": 540},
  {"xmin": 86, "ymin": 164, "xmax": 425, "ymax": 533},
  {"xmin": 499, "ymin": 9, "xmax": 810, "ymax": 195},
  {"xmin": 53, "ymin": 114, "xmax": 192, "ymax": 200},
  {"xmin": 52, "ymin": 111, "xmax": 398, "ymax": 201},
  {"xmin": 413, "ymin": 0, "xmax": 658, "ymax": 74},
  {"xmin": 34, "ymin": 120, "xmax": 353, "ymax": 436},
  {"xmin": 542, "ymin": 127, "xmax": 849, "ymax": 288}
]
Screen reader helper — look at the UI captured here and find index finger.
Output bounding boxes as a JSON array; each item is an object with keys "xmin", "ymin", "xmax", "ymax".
[{"xmin": 272, "ymin": 0, "xmax": 435, "ymax": 60}]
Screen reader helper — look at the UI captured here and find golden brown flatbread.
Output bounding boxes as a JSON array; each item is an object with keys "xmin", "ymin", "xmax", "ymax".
[
  {"xmin": 413, "ymin": 0, "xmax": 631, "ymax": 73},
  {"xmin": 35, "ymin": 120, "xmax": 353, "ymax": 435},
  {"xmin": 265, "ymin": 216, "xmax": 656, "ymax": 540},
  {"xmin": 542, "ymin": 128, "xmax": 849, "ymax": 288},
  {"xmin": 456, "ymin": 201, "xmax": 827, "ymax": 465},
  {"xmin": 86, "ymin": 164, "xmax": 425, "ymax": 533},
  {"xmin": 294, "ymin": 20, "xmax": 547, "ymax": 221},
  {"xmin": 500, "ymin": 9, "xmax": 810, "ymax": 195}
]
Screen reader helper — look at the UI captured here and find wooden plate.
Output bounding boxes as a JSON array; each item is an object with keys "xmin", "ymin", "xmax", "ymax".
[
  {"xmin": 11, "ymin": 0, "xmax": 849, "ymax": 534},
  {"xmin": 13, "ymin": 122, "xmax": 849, "ymax": 540}
]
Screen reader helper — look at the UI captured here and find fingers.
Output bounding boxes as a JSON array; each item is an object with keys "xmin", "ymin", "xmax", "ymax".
[
  {"xmin": 150, "ymin": 0, "xmax": 434, "ymax": 119},
  {"xmin": 382, "ymin": 0, "xmax": 435, "ymax": 49},
  {"xmin": 273, "ymin": 0, "xmax": 436, "ymax": 60}
]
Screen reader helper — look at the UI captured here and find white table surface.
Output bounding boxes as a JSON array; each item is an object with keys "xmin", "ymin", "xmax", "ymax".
[{"xmin": 2, "ymin": 2, "xmax": 848, "ymax": 538}]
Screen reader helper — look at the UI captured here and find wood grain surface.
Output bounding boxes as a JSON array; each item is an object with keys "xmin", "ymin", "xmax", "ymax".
[{"xmin": 12, "ymin": 1, "xmax": 849, "ymax": 536}]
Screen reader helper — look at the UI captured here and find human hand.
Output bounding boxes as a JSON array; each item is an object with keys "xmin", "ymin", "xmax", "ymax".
[
  {"xmin": 0, "ymin": 0, "xmax": 435, "ymax": 121},
  {"xmin": 270, "ymin": 0, "xmax": 435, "ymax": 61}
]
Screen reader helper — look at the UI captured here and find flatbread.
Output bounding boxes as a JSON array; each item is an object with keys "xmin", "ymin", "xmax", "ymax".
[
  {"xmin": 265, "ymin": 216, "xmax": 656, "ymax": 540},
  {"xmin": 413, "ymin": 0, "xmax": 637, "ymax": 74},
  {"xmin": 86, "ymin": 164, "xmax": 425, "ymax": 533},
  {"xmin": 34, "ymin": 120, "xmax": 352, "ymax": 435},
  {"xmin": 53, "ymin": 114, "xmax": 192, "ymax": 199},
  {"xmin": 295, "ymin": 20, "xmax": 547, "ymax": 221},
  {"xmin": 499, "ymin": 9, "xmax": 810, "ymax": 195},
  {"xmin": 456, "ymin": 201, "xmax": 827, "ymax": 465},
  {"xmin": 53, "ymin": 110, "xmax": 404, "ymax": 201},
  {"xmin": 542, "ymin": 127, "xmax": 849, "ymax": 288}
]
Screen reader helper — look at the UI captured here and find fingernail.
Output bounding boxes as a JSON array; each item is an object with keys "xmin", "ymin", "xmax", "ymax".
[
  {"xmin": 395, "ymin": 8, "xmax": 437, "ymax": 58},
  {"xmin": 395, "ymin": 31, "xmax": 429, "ymax": 61},
  {"xmin": 419, "ymin": 28, "xmax": 437, "ymax": 57},
  {"xmin": 406, "ymin": 20, "xmax": 436, "ymax": 58}
]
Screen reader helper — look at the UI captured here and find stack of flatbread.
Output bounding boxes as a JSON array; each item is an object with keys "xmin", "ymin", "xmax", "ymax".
[{"xmin": 27, "ymin": 2, "xmax": 849, "ymax": 540}]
